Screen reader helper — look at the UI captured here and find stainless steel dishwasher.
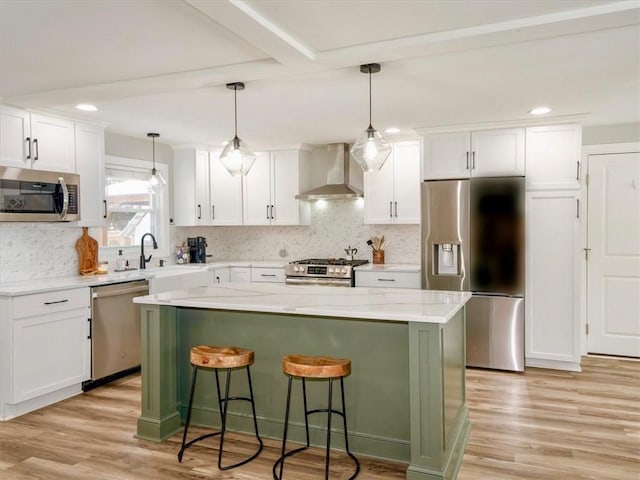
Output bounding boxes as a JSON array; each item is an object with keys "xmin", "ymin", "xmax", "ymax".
[{"xmin": 86, "ymin": 280, "xmax": 149, "ymax": 388}]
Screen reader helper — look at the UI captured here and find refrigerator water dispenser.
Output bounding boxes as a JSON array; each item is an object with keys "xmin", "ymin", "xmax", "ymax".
[{"xmin": 434, "ymin": 243, "xmax": 459, "ymax": 275}]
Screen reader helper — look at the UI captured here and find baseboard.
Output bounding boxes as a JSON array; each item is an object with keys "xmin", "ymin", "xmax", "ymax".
[{"xmin": 525, "ymin": 357, "xmax": 581, "ymax": 372}]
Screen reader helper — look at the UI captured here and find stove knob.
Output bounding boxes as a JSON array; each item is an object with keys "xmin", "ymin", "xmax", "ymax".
[
  {"xmin": 328, "ymin": 267, "xmax": 334, "ymax": 273},
  {"xmin": 294, "ymin": 266, "xmax": 301, "ymax": 272},
  {"xmin": 342, "ymin": 268, "xmax": 348, "ymax": 274}
]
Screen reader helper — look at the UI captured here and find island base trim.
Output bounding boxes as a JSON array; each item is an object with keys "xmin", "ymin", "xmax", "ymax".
[
  {"xmin": 135, "ymin": 412, "xmax": 182, "ymax": 442},
  {"xmin": 406, "ymin": 406, "xmax": 470, "ymax": 480}
]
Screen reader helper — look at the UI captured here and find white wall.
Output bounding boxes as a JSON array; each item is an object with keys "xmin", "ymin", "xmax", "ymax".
[{"xmin": 582, "ymin": 122, "xmax": 640, "ymax": 145}]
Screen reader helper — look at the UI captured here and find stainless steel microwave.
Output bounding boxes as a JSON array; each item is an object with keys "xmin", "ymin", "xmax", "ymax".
[{"xmin": 0, "ymin": 167, "xmax": 80, "ymax": 222}]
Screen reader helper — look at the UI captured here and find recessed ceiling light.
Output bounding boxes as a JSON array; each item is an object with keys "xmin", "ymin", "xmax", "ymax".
[
  {"xmin": 529, "ymin": 107, "xmax": 551, "ymax": 115},
  {"xmin": 75, "ymin": 103, "xmax": 98, "ymax": 112},
  {"xmin": 384, "ymin": 127, "xmax": 400, "ymax": 134}
]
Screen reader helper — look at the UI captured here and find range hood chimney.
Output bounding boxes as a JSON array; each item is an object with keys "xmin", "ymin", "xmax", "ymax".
[{"xmin": 296, "ymin": 143, "xmax": 363, "ymax": 200}]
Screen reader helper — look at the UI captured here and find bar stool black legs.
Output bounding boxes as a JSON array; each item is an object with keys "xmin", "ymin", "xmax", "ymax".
[
  {"xmin": 273, "ymin": 375, "xmax": 360, "ymax": 480},
  {"xmin": 178, "ymin": 360, "xmax": 263, "ymax": 469}
]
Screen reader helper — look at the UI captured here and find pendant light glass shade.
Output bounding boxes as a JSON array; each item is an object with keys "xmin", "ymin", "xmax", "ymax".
[
  {"xmin": 350, "ymin": 63, "xmax": 391, "ymax": 172},
  {"xmin": 351, "ymin": 125, "xmax": 392, "ymax": 172},
  {"xmin": 147, "ymin": 133, "xmax": 167, "ymax": 189},
  {"xmin": 220, "ymin": 82, "xmax": 256, "ymax": 177}
]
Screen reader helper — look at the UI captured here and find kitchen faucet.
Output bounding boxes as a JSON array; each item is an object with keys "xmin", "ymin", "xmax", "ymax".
[{"xmin": 139, "ymin": 233, "xmax": 158, "ymax": 270}]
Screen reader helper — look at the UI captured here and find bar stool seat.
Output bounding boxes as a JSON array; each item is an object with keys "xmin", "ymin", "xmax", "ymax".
[
  {"xmin": 178, "ymin": 345, "xmax": 263, "ymax": 470},
  {"xmin": 274, "ymin": 354, "xmax": 360, "ymax": 480}
]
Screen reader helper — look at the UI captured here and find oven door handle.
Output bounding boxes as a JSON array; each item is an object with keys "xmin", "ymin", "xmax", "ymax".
[{"xmin": 285, "ymin": 277, "xmax": 352, "ymax": 287}]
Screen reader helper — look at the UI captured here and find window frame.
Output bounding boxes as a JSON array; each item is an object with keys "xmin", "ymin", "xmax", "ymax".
[{"xmin": 99, "ymin": 155, "xmax": 170, "ymax": 260}]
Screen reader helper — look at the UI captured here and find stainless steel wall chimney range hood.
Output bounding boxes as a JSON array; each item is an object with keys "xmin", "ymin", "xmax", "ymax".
[{"xmin": 295, "ymin": 143, "xmax": 363, "ymax": 200}]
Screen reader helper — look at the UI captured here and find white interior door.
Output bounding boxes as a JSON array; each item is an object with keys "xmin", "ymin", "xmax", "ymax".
[{"xmin": 587, "ymin": 152, "xmax": 640, "ymax": 357}]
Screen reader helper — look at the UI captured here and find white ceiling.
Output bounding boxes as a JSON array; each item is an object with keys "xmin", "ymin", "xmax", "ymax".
[{"xmin": 1, "ymin": 0, "xmax": 639, "ymax": 148}]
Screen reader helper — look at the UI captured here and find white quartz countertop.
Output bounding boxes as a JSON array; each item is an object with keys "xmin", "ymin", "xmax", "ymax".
[
  {"xmin": 354, "ymin": 263, "xmax": 420, "ymax": 273},
  {"xmin": 133, "ymin": 283, "xmax": 471, "ymax": 324},
  {"xmin": 0, "ymin": 261, "xmax": 289, "ymax": 296}
]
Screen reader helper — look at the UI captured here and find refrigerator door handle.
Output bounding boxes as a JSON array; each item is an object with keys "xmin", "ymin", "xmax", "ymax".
[
  {"xmin": 466, "ymin": 151, "xmax": 469, "ymax": 170},
  {"xmin": 472, "ymin": 151, "xmax": 476, "ymax": 170}
]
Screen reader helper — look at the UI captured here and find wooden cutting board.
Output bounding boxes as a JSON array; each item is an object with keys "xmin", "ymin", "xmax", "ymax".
[{"xmin": 76, "ymin": 227, "xmax": 99, "ymax": 275}]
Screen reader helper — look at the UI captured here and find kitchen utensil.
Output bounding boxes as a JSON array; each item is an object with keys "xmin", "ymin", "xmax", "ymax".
[{"xmin": 366, "ymin": 239, "xmax": 374, "ymax": 249}]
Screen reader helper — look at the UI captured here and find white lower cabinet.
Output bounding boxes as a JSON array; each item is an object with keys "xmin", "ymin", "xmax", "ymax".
[
  {"xmin": 149, "ymin": 270, "xmax": 212, "ymax": 294},
  {"xmin": 525, "ymin": 190, "xmax": 581, "ymax": 371},
  {"xmin": 212, "ymin": 268, "xmax": 230, "ymax": 284},
  {"xmin": 0, "ymin": 287, "xmax": 91, "ymax": 420},
  {"xmin": 229, "ymin": 267, "xmax": 251, "ymax": 283},
  {"xmin": 355, "ymin": 270, "xmax": 421, "ymax": 289},
  {"xmin": 251, "ymin": 267, "xmax": 285, "ymax": 283}
]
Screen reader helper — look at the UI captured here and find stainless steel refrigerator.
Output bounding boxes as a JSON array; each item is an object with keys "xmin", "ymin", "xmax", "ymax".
[{"xmin": 421, "ymin": 177, "xmax": 525, "ymax": 372}]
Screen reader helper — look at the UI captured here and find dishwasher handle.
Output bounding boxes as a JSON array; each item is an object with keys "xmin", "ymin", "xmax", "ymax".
[{"xmin": 92, "ymin": 283, "xmax": 149, "ymax": 299}]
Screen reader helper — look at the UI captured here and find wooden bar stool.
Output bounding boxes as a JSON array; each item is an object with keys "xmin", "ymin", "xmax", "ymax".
[
  {"xmin": 178, "ymin": 345, "xmax": 263, "ymax": 469},
  {"xmin": 273, "ymin": 354, "xmax": 360, "ymax": 480}
]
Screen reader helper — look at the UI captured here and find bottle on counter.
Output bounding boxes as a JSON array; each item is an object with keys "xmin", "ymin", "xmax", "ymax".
[{"xmin": 116, "ymin": 249, "xmax": 125, "ymax": 271}]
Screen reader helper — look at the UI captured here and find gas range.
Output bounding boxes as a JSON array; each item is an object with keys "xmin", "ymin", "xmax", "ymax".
[{"xmin": 285, "ymin": 258, "xmax": 369, "ymax": 287}]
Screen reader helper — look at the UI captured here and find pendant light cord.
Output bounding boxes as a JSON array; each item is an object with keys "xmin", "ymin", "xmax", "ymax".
[
  {"xmin": 152, "ymin": 136, "xmax": 156, "ymax": 170},
  {"xmin": 368, "ymin": 66, "xmax": 372, "ymax": 127},
  {"xmin": 234, "ymin": 84, "xmax": 238, "ymax": 138}
]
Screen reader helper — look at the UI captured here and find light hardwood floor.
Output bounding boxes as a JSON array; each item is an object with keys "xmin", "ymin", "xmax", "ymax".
[{"xmin": 0, "ymin": 356, "xmax": 638, "ymax": 479}]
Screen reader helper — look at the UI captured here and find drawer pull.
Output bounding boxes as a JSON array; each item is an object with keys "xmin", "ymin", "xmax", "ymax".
[
  {"xmin": 44, "ymin": 299, "xmax": 69, "ymax": 305},
  {"xmin": 377, "ymin": 278, "xmax": 396, "ymax": 282},
  {"xmin": 261, "ymin": 274, "xmax": 277, "ymax": 277}
]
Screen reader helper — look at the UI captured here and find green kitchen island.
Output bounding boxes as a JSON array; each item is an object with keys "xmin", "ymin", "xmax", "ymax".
[{"xmin": 133, "ymin": 283, "xmax": 471, "ymax": 480}]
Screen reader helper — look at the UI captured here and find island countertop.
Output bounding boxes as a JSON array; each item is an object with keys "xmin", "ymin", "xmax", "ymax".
[{"xmin": 133, "ymin": 282, "xmax": 471, "ymax": 324}]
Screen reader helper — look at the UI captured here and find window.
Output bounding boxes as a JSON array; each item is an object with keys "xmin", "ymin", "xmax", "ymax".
[{"xmin": 99, "ymin": 156, "xmax": 169, "ymax": 256}]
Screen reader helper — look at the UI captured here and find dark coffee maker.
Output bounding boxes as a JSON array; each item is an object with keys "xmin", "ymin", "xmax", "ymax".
[{"xmin": 187, "ymin": 237, "xmax": 207, "ymax": 263}]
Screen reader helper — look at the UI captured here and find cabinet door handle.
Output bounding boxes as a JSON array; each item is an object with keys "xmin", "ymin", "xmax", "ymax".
[
  {"xmin": 44, "ymin": 299, "xmax": 69, "ymax": 305},
  {"xmin": 389, "ymin": 201, "xmax": 393, "ymax": 218},
  {"xmin": 212, "ymin": 205, "xmax": 215, "ymax": 220},
  {"xmin": 377, "ymin": 278, "xmax": 396, "ymax": 282},
  {"xmin": 26, "ymin": 137, "xmax": 31, "ymax": 160},
  {"xmin": 103, "ymin": 199, "xmax": 107, "ymax": 218},
  {"xmin": 261, "ymin": 274, "xmax": 277, "ymax": 277},
  {"xmin": 216, "ymin": 276, "xmax": 220, "ymax": 283},
  {"xmin": 465, "ymin": 151, "xmax": 469, "ymax": 170},
  {"xmin": 197, "ymin": 204, "xmax": 202, "ymax": 219},
  {"xmin": 87, "ymin": 318, "xmax": 92, "ymax": 339},
  {"xmin": 576, "ymin": 161, "xmax": 581, "ymax": 181},
  {"xmin": 576, "ymin": 198, "xmax": 580, "ymax": 218},
  {"xmin": 33, "ymin": 138, "xmax": 39, "ymax": 161},
  {"xmin": 266, "ymin": 205, "xmax": 270, "ymax": 219},
  {"xmin": 394, "ymin": 201, "xmax": 398, "ymax": 218},
  {"xmin": 472, "ymin": 151, "xmax": 476, "ymax": 169},
  {"xmin": 270, "ymin": 205, "xmax": 274, "ymax": 219}
]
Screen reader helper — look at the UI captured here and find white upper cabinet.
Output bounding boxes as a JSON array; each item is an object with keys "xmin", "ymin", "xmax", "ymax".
[
  {"xmin": 74, "ymin": 123, "xmax": 106, "ymax": 226},
  {"xmin": 210, "ymin": 153, "xmax": 243, "ymax": 225},
  {"xmin": 1, "ymin": 105, "xmax": 31, "ymax": 168},
  {"xmin": 364, "ymin": 140, "xmax": 420, "ymax": 224},
  {"xmin": 422, "ymin": 131, "xmax": 470, "ymax": 180},
  {"xmin": 525, "ymin": 124, "xmax": 582, "ymax": 190},
  {"xmin": 1, "ymin": 106, "xmax": 75, "ymax": 173},
  {"xmin": 29, "ymin": 114, "xmax": 76, "ymax": 173},
  {"xmin": 422, "ymin": 128, "xmax": 524, "ymax": 180},
  {"xmin": 173, "ymin": 149, "xmax": 210, "ymax": 226},
  {"xmin": 243, "ymin": 151, "xmax": 272, "ymax": 225},
  {"xmin": 243, "ymin": 148, "xmax": 311, "ymax": 226}
]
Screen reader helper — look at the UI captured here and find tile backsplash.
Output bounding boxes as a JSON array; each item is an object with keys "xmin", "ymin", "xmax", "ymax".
[
  {"xmin": 0, "ymin": 223, "xmax": 81, "ymax": 283},
  {"xmin": 1, "ymin": 199, "xmax": 420, "ymax": 283}
]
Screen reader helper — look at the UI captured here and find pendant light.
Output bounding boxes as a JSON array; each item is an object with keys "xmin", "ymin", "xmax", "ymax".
[
  {"xmin": 219, "ymin": 82, "xmax": 256, "ymax": 177},
  {"xmin": 147, "ymin": 132, "xmax": 166, "ymax": 188},
  {"xmin": 350, "ymin": 63, "xmax": 392, "ymax": 172}
]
